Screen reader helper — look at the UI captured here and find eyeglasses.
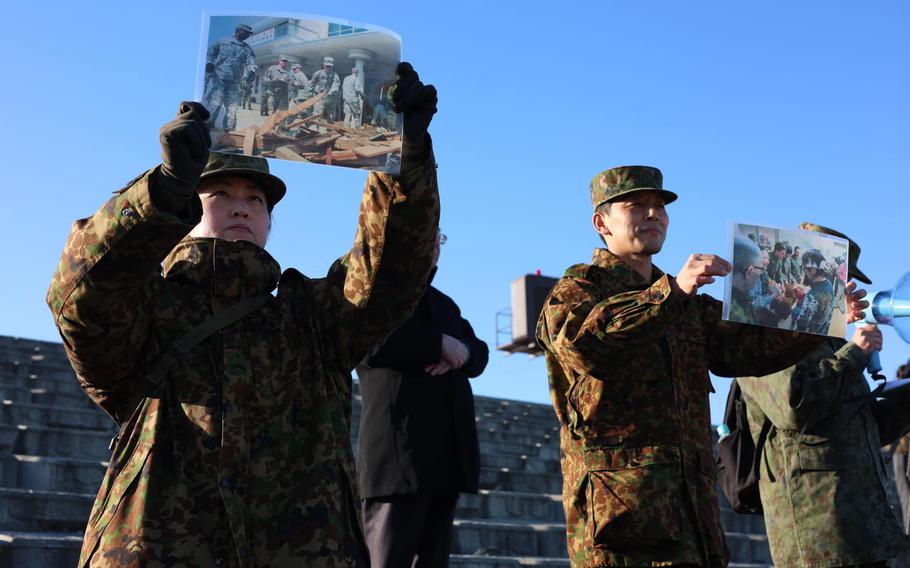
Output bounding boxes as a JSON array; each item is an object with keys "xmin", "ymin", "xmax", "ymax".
[{"xmin": 438, "ymin": 231, "xmax": 447, "ymax": 245}]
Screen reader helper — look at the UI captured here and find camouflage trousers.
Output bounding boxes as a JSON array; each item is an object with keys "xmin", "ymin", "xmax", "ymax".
[
  {"xmin": 343, "ymin": 99, "xmax": 362, "ymax": 128},
  {"xmin": 314, "ymin": 93, "xmax": 340, "ymax": 122},
  {"xmin": 204, "ymin": 76, "xmax": 242, "ymax": 131},
  {"xmin": 264, "ymin": 87, "xmax": 289, "ymax": 115}
]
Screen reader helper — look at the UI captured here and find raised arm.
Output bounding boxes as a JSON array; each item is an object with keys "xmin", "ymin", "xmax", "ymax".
[
  {"xmin": 46, "ymin": 103, "xmax": 211, "ymax": 419},
  {"xmin": 316, "ymin": 63, "xmax": 440, "ymax": 371}
]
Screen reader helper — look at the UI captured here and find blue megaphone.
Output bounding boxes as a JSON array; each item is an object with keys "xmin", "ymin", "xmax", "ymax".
[{"xmin": 863, "ymin": 271, "xmax": 910, "ymax": 378}]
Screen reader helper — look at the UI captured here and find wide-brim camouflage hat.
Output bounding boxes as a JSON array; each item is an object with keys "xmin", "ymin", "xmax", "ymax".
[
  {"xmin": 799, "ymin": 222, "xmax": 871, "ymax": 284},
  {"xmin": 590, "ymin": 165, "xmax": 678, "ymax": 210},
  {"xmin": 200, "ymin": 152, "xmax": 287, "ymax": 211}
]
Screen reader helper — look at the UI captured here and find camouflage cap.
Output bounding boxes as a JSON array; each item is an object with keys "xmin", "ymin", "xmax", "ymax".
[
  {"xmin": 200, "ymin": 152, "xmax": 287, "ymax": 212},
  {"xmin": 278, "ymin": 55, "xmax": 289, "ymax": 62},
  {"xmin": 323, "ymin": 56, "xmax": 334, "ymax": 65},
  {"xmin": 236, "ymin": 24, "xmax": 253, "ymax": 34},
  {"xmin": 590, "ymin": 165, "xmax": 678, "ymax": 210},
  {"xmin": 292, "ymin": 63, "xmax": 302, "ymax": 69},
  {"xmin": 799, "ymin": 222, "xmax": 871, "ymax": 284}
]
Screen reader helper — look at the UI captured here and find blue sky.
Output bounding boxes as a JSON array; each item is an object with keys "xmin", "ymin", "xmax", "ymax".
[{"xmin": 3, "ymin": 0, "xmax": 908, "ymax": 426}]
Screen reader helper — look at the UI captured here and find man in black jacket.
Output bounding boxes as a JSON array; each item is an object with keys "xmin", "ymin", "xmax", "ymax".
[{"xmin": 356, "ymin": 230, "xmax": 489, "ymax": 567}]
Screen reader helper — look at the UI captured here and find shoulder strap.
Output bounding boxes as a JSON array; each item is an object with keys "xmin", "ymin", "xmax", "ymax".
[{"xmin": 146, "ymin": 293, "xmax": 272, "ymax": 389}]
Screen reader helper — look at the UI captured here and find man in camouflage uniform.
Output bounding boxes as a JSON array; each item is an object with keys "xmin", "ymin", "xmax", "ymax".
[
  {"xmin": 204, "ymin": 23, "xmax": 257, "ymax": 131},
  {"xmin": 263, "ymin": 55, "xmax": 293, "ymax": 115},
  {"xmin": 312, "ymin": 56, "xmax": 342, "ymax": 122},
  {"xmin": 47, "ymin": 63, "xmax": 439, "ymax": 567},
  {"xmin": 789, "ymin": 245, "xmax": 804, "ymax": 285},
  {"xmin": 289, "ymin": 63, "xmax": 312, "ymax": 106},
  {"xmin": 792, "ymin": 247, "xmax": 835, "ymax": 334},
  {"xmin": 738, "ymin": 223, "xmax": 910, "ymax": 568},
  {"xmin": 239, "ymin": 76, "xmax": 254, "ymax": 110},
  {"xmin": 342, "ymin": 67, "xmax": 365, "ymax": 128},
  {"xmin": 535, "ymin": 166, "xmax": 862, "ymax": 567},
  {"xmin": 729, "ymin": 234, "xmax": 764, "ymax": 324},
  {"xmin": 768, "ymin": 241, "xmax": 788, "ymax": 285}
]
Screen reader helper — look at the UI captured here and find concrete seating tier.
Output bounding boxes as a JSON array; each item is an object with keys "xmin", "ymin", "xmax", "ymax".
[{"xmin": 0, "ymin": 335, "xmax": 778, "ymax": 566}]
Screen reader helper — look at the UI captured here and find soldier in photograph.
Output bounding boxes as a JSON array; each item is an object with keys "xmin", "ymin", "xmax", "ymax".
[
  {"xmin": 729, "ymin": 234, "xmax": 764, "ymax": 324},
  {"xmin": 46, "ymin": 62, "xmax": 439, "ymax": 567},
  {"xmin": 263, "ymin": 55, "xmax": 292, "ymax": 115},
  {"xmin": 536, "ymin": 166, "xmax": 867, "ymax": 567},
  {"xmin": 737, "ymin": 223, "xmax": 910, "ymax": 568},
  {"xmin": 239, "ymin": 75, "xmax": 253, "ymax": 110},
  {"xmin": 768, "ymin": 241, "xmax": 788, "ymax": 285},
  {"xmin": 289, "ymin": 63, "xmax": 312, "ymax": 105},
  {"xmin": 792, "ymin": 247, "xmax": 835, "ymax": 334},
  {"xmin": 203, "ymin": 23, "xmax": 257, "ymax": 131},
  {"xmin": 343, "ymin": 67, "xmax": 365, "ymax": 128},
  {"xmin": 312, "ymin": 56, "xmax": 342, "ymax": 121}
]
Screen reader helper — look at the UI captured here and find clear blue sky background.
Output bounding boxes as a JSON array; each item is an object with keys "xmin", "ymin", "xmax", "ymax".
[{"xmin": 3, "ymin": 1, "xmax": 908, "ymax": 426}]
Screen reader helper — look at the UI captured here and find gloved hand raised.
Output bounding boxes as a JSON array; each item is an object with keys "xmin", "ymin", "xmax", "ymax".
[
  {"xmin": 159, "ymin": 101, "xmax": 212, "ymax": 192},
  {"xmin": 390, "ymin": 62, "xmax": 437, "ymax": 153}
]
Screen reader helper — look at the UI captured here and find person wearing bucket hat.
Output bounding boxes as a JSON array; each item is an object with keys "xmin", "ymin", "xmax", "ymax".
[
  {"xmin": 536, "ymin": 165, "xmax": 868, "ymax": 567},
  {"xmin": 46, "ymin": 63, "xmax": 439, "ymax": 567},
  {"xmin": 203, "ymin": 22, "xmax": 257, "ymax": 131},
  {"xmin": 737, "ymin": 225, "xmax": 910, "ymax": 568}
]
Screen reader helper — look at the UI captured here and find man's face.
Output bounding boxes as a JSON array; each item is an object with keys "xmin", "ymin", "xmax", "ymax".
[
  {"xmin": 774, "ymin": 249, "xmax": 786, "ymax": 260},
  {"xmin": 279, "ymin": 60, "xmax": 288, "ymax": 69},
  {"xmin": 324, "ymin": 64, "xmax": 333, "ymax": 72},
  {"xmin": 761, "ymin": 250, "xmax": 770, "ymax": 268},
  {"xmin": 235, "ymin": 29, "xmax": 251, "ymax": 41},
  {"xmin": 190, "ymin": 175, "xmax": 271, "ymax": 248},
  {"xmin": 594, "ymin": 190, "xmax": 668, "ymax": 257},
  {"xmin": 793, "ymin": 247, "xmax": 801, "ymax": 257}
]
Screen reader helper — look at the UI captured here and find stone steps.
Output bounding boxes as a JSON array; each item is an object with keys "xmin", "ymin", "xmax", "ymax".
[
  {"xmin": 0, "ymin": 531, "xmax": 82, "ymax": 567},
  {"xmin": 0, "ymin": 400, "xmax": 111, "ymax": 431},
  {"xmin": 451, "ymin": 519, "xmax": 567, "ymax": 558},
  {"xmin": 0, "ymin": 488, "xmax": 93, "ymax": 532},
  {"xmin": 0, "ymin": 424, "xmax": 114, "ymax": 459},
  {"xmin": 0, "ymin": 454, "xmax": 108, "ymax": 493}
]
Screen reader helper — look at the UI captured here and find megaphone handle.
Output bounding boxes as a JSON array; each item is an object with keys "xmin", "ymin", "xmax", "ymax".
[{"xmin": 867, "ymin": 350, "xmax": 883, "ymax": 374}]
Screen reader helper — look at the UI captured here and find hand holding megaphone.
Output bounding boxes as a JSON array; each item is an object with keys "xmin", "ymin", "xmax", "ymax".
[{"xmin": 862, "ymin": 271, "xmax": 910, "ymax": 378}]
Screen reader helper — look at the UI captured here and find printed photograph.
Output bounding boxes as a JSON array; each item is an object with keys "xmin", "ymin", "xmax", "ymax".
[
  {"xmin": 196, "ymin": 13, "xmax": 403, "ymax": 173},
  {"xmin": 723, "ymin": 222, "xmax": 850, "ymax": 338}
]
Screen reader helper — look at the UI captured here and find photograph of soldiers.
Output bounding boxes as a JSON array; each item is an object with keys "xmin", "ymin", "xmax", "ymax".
[
  {"xmin": 891, "ymin": 358, "xmax": 910, "ymax": 535},
  {"xmin": 726, "ymin": 222, "xmax": 849, "ymax": 337},
  {"xmin": 536, "ymin": 166, "xmax": 867, "ymax": 567},
  {"xmin": 736, "ymin": 224, "xmax": 910, "ymax": 568},
  {"xmin": 263, "ymin": 55, "xmax": 292, "ymax": 115},
  {"xmin": 356, "ymin": 230, "xmax": 489, "ymax": 568},
  {"xmin": 312, "ymin": 56, "xmax": 342, "ymax": 121},
  {"xmin": 202, "ymin": 23, "xmax": 257, "ymax": 131},
  {"xmin": 46, "ymin": 60, "xmax": 439, "ymax": 566},
  {"xmin": 197, "ymin": 14, "xmax": 404, "ymax": 173},
  {"xmin": 343, "ymin": 67, "xmax": 366, "ymax": 128}
]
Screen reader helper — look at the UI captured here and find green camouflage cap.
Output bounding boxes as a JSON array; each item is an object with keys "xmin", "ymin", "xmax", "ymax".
[
  {"xmin": 236, "ymin": 24, "xmax": 253, "ymax": 34},
  {"xmin": 200, "ymin": 152, "xmax": 287, "ymax": 212},
  {"xmin": 278, "ymin": 55, "xmax": 289, "ymax": 62},
  {"xmin": 799, "ymin": 222, "xmax": 871, "ymax": 284},
  {"xmin": 590, "ymin": 165, "xmax": 678, "ymax": 210}
]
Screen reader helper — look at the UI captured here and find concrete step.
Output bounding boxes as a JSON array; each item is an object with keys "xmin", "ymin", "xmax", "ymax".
[
  {"xmin": 0, "ymin": 488, "xmax": 93, "ymax": 532},
  {"xmin": 0, "ymin": 455, "xmax": 107, "ymax": 493},
  {"xmin": 0, "ymin": 531, "xmax": 81, "ymax": 567},
  {"xmin": 480, "ymin": 468, "xmax": 562, "ymax": 495},
  {"xmin": 457, "ymin": 490, "xmax": 564, "ymax": 524},
  {"xmin": 450, "ymin": 555, "xmax": 568, "ymax": 567},
  {"xmin": 478, "ymin": 439, "xmax": 559, "ymax": 461},
  {"xmin": 0, "ymin": 424, "xmax": 115, "ymax": 459},
  {"xmin": 720, "ymin": 510, "xmax": 766, "ymax": 535},
  {"xmin": 726, "ymin": 532, "xmax": 772, "ymax": 564},
  {"xmin": 452, "ymin": 519, "xmax": 566, "ymax": 558},
  {"xmin": 0, "ymin": 385, "xmax": 95, "ymax": 410},
  {"xmin": 480, "ymin": 452, "xmax": 561, "ymax": 475},
  {"xmin": 0, "ymin": 400, "xmax": 111, "ymax": 431}
]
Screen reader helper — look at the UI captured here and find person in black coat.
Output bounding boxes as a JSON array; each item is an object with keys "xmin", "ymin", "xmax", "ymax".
[{"xmin": 356, "ymin": 230, "xmax": 489, "ymax": 568}]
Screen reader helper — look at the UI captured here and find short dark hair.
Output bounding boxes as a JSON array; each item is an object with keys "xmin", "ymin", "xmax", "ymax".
[{"xmin": 774, "ymin": 242, "xmax": 786, "ymax": 252}]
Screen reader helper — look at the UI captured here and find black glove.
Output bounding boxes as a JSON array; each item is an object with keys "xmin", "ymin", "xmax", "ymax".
[
  {"xmin": 205, "ymin": 62, "xmax": 214, "ymax": 74},
  {"xmin": 390, "ymin": 62, "xmax": 437, "ymax": 151},
  {"xmin": 159, "ymin": 101, "xmax": 212, "ymax": 192}
]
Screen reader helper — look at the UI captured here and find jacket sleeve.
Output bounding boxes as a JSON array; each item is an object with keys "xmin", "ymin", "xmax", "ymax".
[
  {"xmin": 456, "ymin": 310, "xmax": 489, "ymax": 379},
  {"xmin": 46, "ymin": 168, "xmax": 201, "ymax": 419},
  {"xmin": 736, "ymin": 341, "xmax": 866, "ymax": 431},
  {"xmin": 368, "ymin": 312, "xmax": 443, "ymax": 371},
  {"xmin": 536, "ymin": 273, "xmax": 687, "ymax": 375},
  {"xmin": 699, "ymin": 294, "xmax": 825, "ymax": 378},
  {"xmin": 314, "ymin": 145, "xmax": 440, "ymax": 373}
]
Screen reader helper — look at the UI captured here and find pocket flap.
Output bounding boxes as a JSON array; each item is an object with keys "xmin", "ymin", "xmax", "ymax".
[{"xmin": 584, "ymin": 445, "xmax": 680, "ymax": 471}]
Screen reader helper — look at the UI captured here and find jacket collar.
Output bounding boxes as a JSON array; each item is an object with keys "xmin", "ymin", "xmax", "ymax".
[
  {"xmin": 591, "ymin": 248, "xmax": 665, "ymax": 288},
  {"xmin": 163, "ymin": 238, "xmax": 280, "ymax": 299}
]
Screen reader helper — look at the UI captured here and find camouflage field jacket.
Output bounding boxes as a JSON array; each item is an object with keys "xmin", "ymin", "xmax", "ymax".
[
  {"xmin": 738, "ymin": 339, "xmax": 910, "ymax": 568},
  {"xmin": 46, "ymin": 155, "xmax": 439, "ymax": 567},
  {"xmin": 536, "ymin": 249, "xmax": 818, "ymax": 568}
]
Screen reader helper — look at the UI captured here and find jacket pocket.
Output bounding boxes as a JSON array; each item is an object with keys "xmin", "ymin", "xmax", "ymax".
[{"xmin": 582, "ymin": 445, "xmax": 683, "ymax": 549}]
